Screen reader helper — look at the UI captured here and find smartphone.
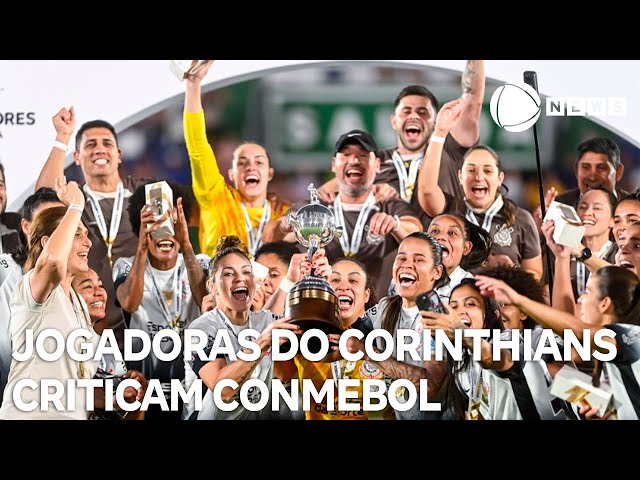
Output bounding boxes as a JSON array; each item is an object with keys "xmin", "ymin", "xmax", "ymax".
[{"xmin": 416, "ymin": 291, "xmax": 447, "ymax": 314}]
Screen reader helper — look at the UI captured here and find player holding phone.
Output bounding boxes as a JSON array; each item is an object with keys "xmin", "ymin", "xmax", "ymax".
[{"xmin": 416, "ymin": 290, "xmax": 448, "ymax": 314}]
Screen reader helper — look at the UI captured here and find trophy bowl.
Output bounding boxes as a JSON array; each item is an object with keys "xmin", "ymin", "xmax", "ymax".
[{"xmin": 284, "ymin": 184, "xmax": 343, "ymax": 354}]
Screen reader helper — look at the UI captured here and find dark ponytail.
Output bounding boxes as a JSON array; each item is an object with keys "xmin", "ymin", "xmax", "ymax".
[
  {"xmin": 380, "ymin": 232, "xmax": 448, "ymax": 339},
  {"xmin": 594, "ymin": 266, "xmax": 640, "ymax": 325}
]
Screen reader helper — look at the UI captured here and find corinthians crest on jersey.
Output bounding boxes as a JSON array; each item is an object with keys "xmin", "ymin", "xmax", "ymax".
[
  {"xmin": 359, "ymin": 361, "xmax": 383, "ymax": 379},
  {"xmin": 493, "ymin": 223, "xmax": 514, "ymax": 247}
]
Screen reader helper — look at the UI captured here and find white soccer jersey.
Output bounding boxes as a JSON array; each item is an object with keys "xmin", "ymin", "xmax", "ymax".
[
  {"xmin": 365, "ymin": 296, "xmax": 442, "ymax": 420},
  {"xmin": 604, "ymin": 323, "xmax": 640, "ymax": 420},
  {"xmin": 464, "ymin": 330, "xmax": 572, "ymax": 420},
  {"xmin": 112, "ymin": 254, "xmax": 201, "ymax": 394},
  {"xmin": 186, "ymin": 308, "xmax": 279, "ymax": 420},
  {"xmin": 436, "ymin": 266, "xmax": 474, "ymax": 304}
]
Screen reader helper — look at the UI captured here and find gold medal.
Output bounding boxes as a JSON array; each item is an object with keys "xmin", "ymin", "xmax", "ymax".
[
  {"xmin": 405, "ymin": 185, "xmax": 414, "ymax": 198},
  {"xmin": 162, "ymin": 289, "xmax": 175, "ymax": 307},
  {"xmin": 395, "ymin": 386, "xmax": 407, "ymax": 399},
  {"xmin": 78, "ymin": 361, "xmax": 87, "ymax": 379}
]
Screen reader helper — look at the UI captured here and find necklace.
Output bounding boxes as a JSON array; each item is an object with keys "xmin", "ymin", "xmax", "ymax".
[
  {"xmin": 147, "ymin": 258, "xmax": 184, "ymax": 332},
  {"xmin": 70, "ymin": 288, "xmax": 92, "ymax": 379},
  {"xmin": 83, "ymin": 181, "xmax": 125, "ymax": 268}
]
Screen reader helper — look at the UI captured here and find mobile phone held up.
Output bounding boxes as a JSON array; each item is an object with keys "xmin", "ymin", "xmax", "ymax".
[{"xmin": 416, "ymin": 291, "xmax": 447, "ymax": 314}]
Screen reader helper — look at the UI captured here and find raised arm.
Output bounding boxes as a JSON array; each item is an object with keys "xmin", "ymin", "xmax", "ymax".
[
  {"xmin": 368, "ymin": 211, "xmax": 423, "ymax": 242},
  {"xmin": 475, "ymin": 275, "xmax": 599, "ymax": 342},
  {"xmin": 115, "ymin": 205, "xmax": 157, "ymax": 313},
  {"xmin": 541, "ymin": 220, "xmax": 577, "ymax": 315},
  {"xmin": 573, "ymin": 244, "xmax": 612, "ymax": 273},
  {"xmin": 36, "ymin": 107, "xmax": 76, "ymax": 191},
  {"xmin": 30, "ymin": 177, "xmax": 85, "ymax": 304},
  {"xmin": 183, "ymin": 60, "xmax": 226, "ymax": 202},
  {"xmin": 421, "ymin": 309, "xmax": 513, "ymax": 372},
  {"xmin": 263, "ymin": 249, "xmax": 330, "ymax": 316},
  {"xmin": 260, "ymin": 215, "xmax": 296, "ymax": 244},
  {"xmin": 450, "ymin": 60, "xmax": 485, "ymax": 147},
  {"xmin": 174, "ymin": 197, "xmax": 206, "ymax": 308},
  {"xmin": 417, "ymin": 99, "xmax": 463, "ymax": 217}
]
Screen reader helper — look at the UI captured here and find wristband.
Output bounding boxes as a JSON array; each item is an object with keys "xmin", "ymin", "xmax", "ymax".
[
  {"xmin": 391, "ymin": 214, "xmax": 401, "ymax": 233},
  {"xmin": 279, "ymin": 277, "xmax": 294, "ymax": 293},
  {"xmin": 576, "ymin": 247, "xmax": 592, "ymax": 263},
  {"xmin": 67, "ymin": 203, "xmax": 84, "ymax": 213},
  {"xmin": 430, "ymin": 135, "xmax": 446, "ymax": 144},
  {"xmin": 53, "ymin": 141, "xmax": 69, "ymax": 153}
]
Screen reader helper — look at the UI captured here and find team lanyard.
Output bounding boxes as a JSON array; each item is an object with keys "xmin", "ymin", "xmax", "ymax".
[
  {"xmin": 147, "ymin": 257, "xmax": 184, "ymax": 332},
  {"xmin": 83, "ymin": 181, "xmax": 125, "ymax": 268},
  {"xmin": 333, "ymin": 192, "xmax": 378, "ymax": 257},
  {"xmin": 391, "ymin": 150, "xmax": 423, "ymax": 202},
  {"xmin": 576, "ymin": 241, "xmax": 613, "ymax": 296},
  {"xmin": 240, "ymin": 200, "xmax": 271, "ymax": 256},
  {"xmin": 465, "ymin": 195, "xmax": 504, "ymax": 233}
]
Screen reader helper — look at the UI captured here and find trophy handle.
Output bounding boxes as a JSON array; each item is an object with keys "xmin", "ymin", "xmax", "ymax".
[
  {"xmin": 286, "ymin": 212, "xmax": 300, "ymax": 231},
  {"xmin": 333, "ymin": 225, "xmax": 343, "ymax": 239}
]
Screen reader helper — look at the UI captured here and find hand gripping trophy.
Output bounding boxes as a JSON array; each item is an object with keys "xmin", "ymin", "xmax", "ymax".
[{"xmin": 285, "ymin": 184, "xmax": 344, "ymax": 351}]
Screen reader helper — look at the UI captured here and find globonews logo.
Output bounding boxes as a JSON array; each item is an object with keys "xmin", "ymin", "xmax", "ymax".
[
  {"xmin": 490, "ymin": 81, "xmax": 627, "ymax": 133},
  {"xmin": 490, "ymin": 82, "xmax": 541, "ymax": 133}
]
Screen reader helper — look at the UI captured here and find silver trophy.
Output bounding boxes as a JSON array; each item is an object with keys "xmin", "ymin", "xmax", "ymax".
[{"xmin": 285, "ymin": 184, "xmax": 343, "ymax": 350}]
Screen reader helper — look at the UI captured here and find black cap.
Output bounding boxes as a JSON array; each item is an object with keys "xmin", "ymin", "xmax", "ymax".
[{"xmin": 334, "ymin": 129, "xmax": 378, "ymax": 155}]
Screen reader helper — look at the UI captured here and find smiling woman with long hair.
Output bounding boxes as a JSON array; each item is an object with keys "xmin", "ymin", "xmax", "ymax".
[
  {"xmin": 423, "ymin": 278, "xmax": 573, "ymax": 420},
  {"xmin": 345, "ymin": 232, "xmax": 451, "ymax": 420},
  {"xmin": 476, "ymin": 266, "xmax": 640, "ymax": 419},
  {"xmin": 417, "ymin": 100, "xmax": 542, "ymax": 281},
  {"xmin": 0, "ymin": 178, "xmax": 100, "ymax": 420},
  {"xmin": 184, "ymin": 235, "xmax": 322, "ymax": 420}
]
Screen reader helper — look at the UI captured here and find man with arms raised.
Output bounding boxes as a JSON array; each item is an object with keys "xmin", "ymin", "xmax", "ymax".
[
  {"xmin": 318, "ymin": 60, "xmax": 485, "ymax": 229},
  {"xmin": 35, "ymin": 107, "xmax": 153, "ymax": 348}
]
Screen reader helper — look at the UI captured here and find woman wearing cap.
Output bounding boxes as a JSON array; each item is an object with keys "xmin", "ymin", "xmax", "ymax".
[{"xmin": 417, "ymin": 100, "xmax": 543, "ymax": 281}]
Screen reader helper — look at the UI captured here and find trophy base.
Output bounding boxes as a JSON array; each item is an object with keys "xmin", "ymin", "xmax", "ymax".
[{"xmin": 285, "ymin": 282, "xmax": 342, "ymax": 356}]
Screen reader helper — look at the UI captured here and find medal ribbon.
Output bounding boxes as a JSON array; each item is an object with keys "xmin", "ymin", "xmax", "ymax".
[
  {"xmin": 391, "ymin": 151, "xmax": 423, "ymax": 202},
  {"xmin": 84, "ymin": 181, "xmax": 125, "ymax": 268},
  {"xmin": 147, "ymin": 257, "xmax": 184, "ymax": 331},
  {"xmin": 465, "ymin": 194, "xmax": 504, "ymax": 233},
  {"xmin": 333, "ymin": 192, "xmax": 378, "ymax": 257},
  {"xmin": 240, "ymin": 199, "xmax": 271, "ymax": 256}
]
